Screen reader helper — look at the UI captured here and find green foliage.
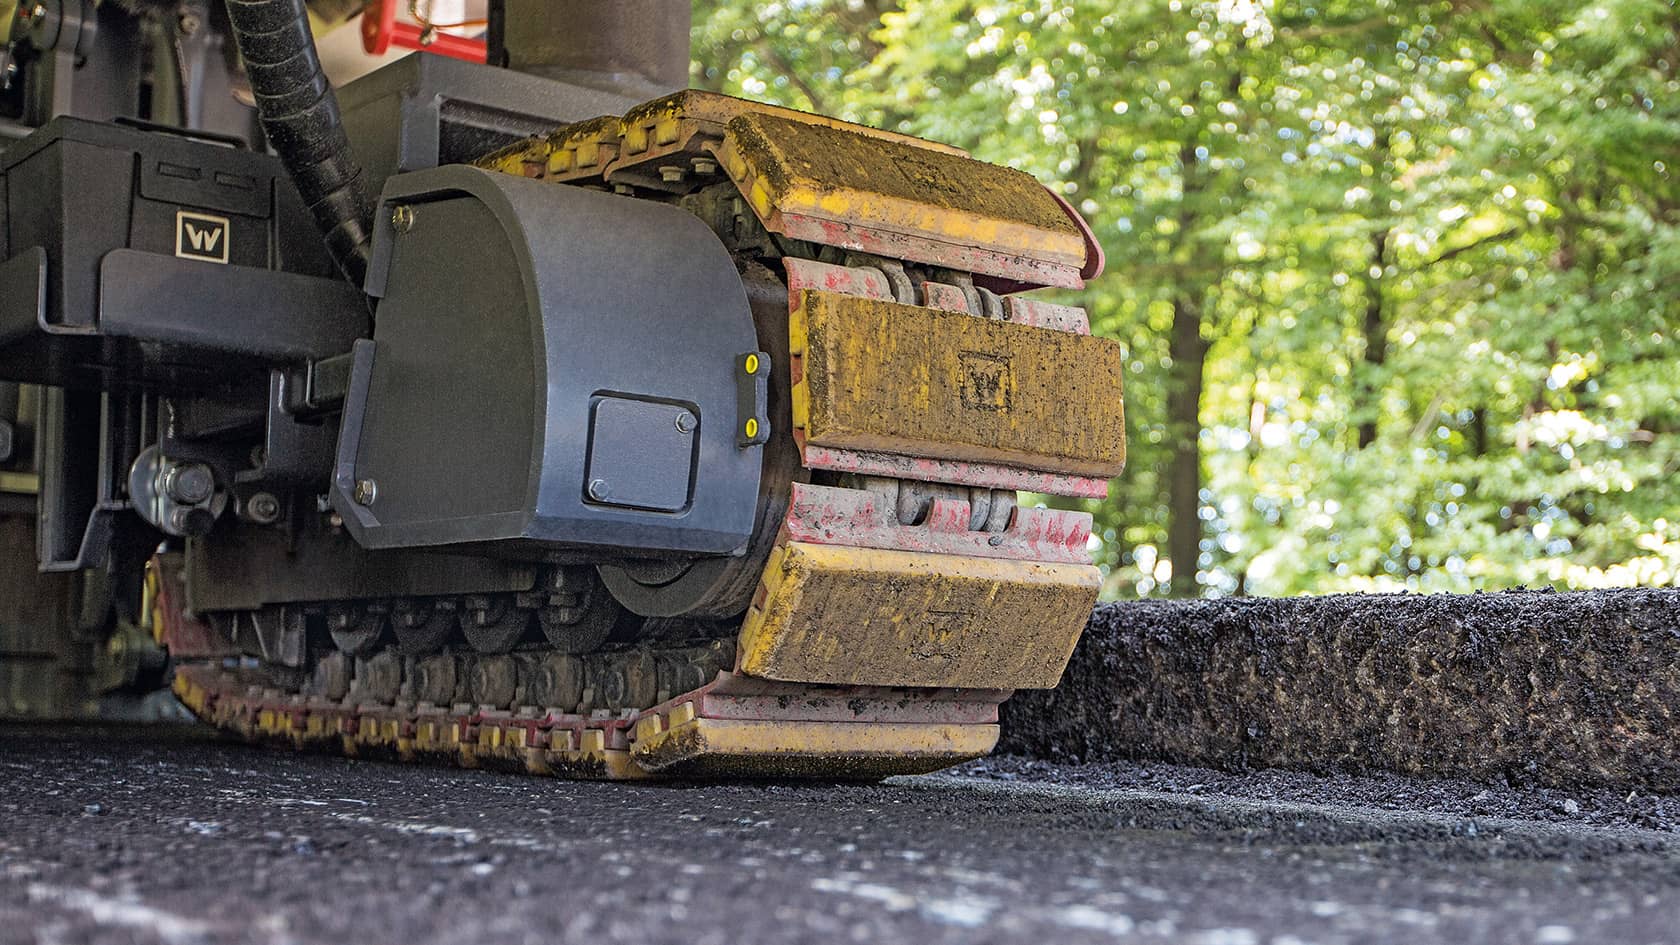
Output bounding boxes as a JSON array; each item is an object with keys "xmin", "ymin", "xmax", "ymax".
[{"xmin": 693, "ymin": 0, "xmax": 1680, "ymax": 596}]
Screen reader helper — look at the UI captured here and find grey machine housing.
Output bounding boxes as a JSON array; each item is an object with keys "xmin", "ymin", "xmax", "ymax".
[{"xmin": 332, "ymin": 165, "xmax": 765, "ymax": 561}]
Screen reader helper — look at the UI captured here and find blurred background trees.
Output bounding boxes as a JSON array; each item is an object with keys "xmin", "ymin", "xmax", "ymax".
[{"xmin": 693, "ymin": 0, "xmax": 1680, "ymax": 597}]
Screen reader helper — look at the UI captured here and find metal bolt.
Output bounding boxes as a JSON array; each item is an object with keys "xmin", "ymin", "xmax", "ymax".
[
  {"xmin": 177, "ymin": 11, "xmax": 200, "ymax": 35},
  {"xmin": 352, "ymin": 478, "xmax": 378, "ymax": 506},
  {"xmin": 247, "ymin": 492, "xmax": 281, "ymax": 525},
  {"xmin": 164, "ymin": 463, "xmax": 215, "ymax": 505},
  {"xmin": 659, "ymin": 165, "xmax": 686, "ymax": 184},
  {"xmin": 691, "ymin": 157, "xmax": 718, "ymax": 175},
  {"xmin": 586, "ymin": 478, "xmax": 610, "ymax": 501},
  {"xmin": 674, "ymin": 411, "xmax": 696, "ymax": 434},
  {"xmin": 613, "ymin": 184, "xmax": 635, "ymax": 195},
  {"xmin": 390, "ymin": 205, "xmax": 415, "ymax": 232},
  {"xmin": 168, "ymin": 506, "xmax": 215, "ymax": 536}
]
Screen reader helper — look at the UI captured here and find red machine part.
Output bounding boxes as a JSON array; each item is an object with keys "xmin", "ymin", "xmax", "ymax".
[
  {"xmin": 782, "ymin": 481, "xmax": 1094, "ymax": 565},
  {"xmin": 360, "ymin": 0, "xmax": 487, "ymax": 63}
]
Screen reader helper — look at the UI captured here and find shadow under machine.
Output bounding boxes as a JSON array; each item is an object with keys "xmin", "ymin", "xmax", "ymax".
[{"xmin": 0, "ymin": 0, "xmax": 1126, "ymax": 776}]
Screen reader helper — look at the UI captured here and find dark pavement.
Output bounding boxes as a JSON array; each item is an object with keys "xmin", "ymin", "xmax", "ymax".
[{"xmin": 2, "ymin": 723, "xmax": 1678, "ymax": 945}]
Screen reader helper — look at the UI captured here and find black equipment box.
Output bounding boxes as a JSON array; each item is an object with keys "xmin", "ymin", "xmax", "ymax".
[
  {"xmin": 334, "ymin": 166, "xmax": 762, "ymax": 558},
  {"xmin": 0, "ymin": 117, "xmax": 365, "ymax": 392}
]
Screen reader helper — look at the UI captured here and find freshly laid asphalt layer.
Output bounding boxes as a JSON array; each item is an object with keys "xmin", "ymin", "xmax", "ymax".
[
  {"xmin": 1003, "ymin": 589, "xmax": 1680, "ymax": 792},
  {"xmin": 4, "ymin": 724, "xmax": 1679, "ymax": 944}
]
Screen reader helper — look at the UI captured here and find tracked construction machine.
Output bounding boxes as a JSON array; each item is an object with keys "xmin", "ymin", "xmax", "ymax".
[{"xmin": 0, "ymin": 0, "xmax": 1125, "ymax": 777}]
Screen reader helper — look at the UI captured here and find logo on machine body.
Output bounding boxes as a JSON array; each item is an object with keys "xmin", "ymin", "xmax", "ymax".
[
  {"xmin": 175, "ymin": 210, "xmax": 230, "ymax": 264},
  {"xmin": 958, "ymin": 350, "xmax": 1014, "ymax": 412}
]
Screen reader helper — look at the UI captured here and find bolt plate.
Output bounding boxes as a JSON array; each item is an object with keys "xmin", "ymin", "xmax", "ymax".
[{"xmin": 584, "ymin": 395, "xmax": 698, "ymax": 513}]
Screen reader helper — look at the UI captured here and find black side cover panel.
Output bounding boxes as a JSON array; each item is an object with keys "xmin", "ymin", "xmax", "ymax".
[{"xmin": 334, "ymin": 166, "xmax": 761, "ymax": 558}]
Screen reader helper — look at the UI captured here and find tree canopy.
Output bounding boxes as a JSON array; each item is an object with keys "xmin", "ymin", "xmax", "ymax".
[{"xmin": 693, "ymin": 0, "xmax": 1680, "ymax": 597}]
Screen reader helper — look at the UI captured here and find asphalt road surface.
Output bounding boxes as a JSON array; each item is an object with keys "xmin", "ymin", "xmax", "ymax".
[{"xmin": 3, "ymin": 724, "xmax": 1678, "ymax": 945}]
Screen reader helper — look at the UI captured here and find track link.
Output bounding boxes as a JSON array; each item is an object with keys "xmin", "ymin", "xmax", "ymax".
[{"xmin": 169, "ymin": 661, "xmax": 1004, "ymax": 781}]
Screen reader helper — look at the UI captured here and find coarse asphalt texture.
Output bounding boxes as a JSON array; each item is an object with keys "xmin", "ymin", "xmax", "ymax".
[
  {"xmin": 1002, "ymin": 589, "xmax": 1680, "ymax": 792},
  {"xmin": 2, "ymin": 723, "xmax": 1678, "ymax": 945}
]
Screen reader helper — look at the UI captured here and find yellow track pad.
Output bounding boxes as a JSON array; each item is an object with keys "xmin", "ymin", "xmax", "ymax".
[
  {"xmin": 739, "ymin": 541, "xmax": 1097, "ymax": 690},
  {"xmin": 721, "ymin": 112, "xmax": 1086, "ymax": 282},
  {"xmin": 632, "ymin": 717, "xmax": 999, "ymax": 779},
  {"xmin": 794, "ymin": 289, "xmax": 1127, "ymax": 478}
]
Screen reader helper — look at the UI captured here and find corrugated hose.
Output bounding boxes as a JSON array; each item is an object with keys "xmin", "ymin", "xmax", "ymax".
[{"xmin": 224, "ymin": 0, "xmax": 374, "ymax": 287}]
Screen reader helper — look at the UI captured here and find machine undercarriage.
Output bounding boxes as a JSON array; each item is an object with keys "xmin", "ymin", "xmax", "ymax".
[{"xmin": 0, "ymin": 0, "xmax": 1126, "ymax": 778}]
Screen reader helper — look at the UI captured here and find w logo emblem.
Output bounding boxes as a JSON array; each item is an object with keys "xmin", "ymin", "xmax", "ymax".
[{"xmin": 175, "ymin": 211, "xmax": 230, "ymax": 264}]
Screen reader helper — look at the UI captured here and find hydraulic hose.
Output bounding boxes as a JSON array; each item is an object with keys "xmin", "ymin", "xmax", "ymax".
[{"xmin": 224, "ymin": 0, "xmax": 373, "ymax": 286}]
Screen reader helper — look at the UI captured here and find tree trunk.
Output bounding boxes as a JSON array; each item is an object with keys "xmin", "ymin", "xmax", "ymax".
[
  {"xmin": 1167, "ymin": 293, "xmax": 1208, "ymax": 598},
  {"xmin": 1163, "ymin": 122, "xmax": 1221, "ymax": 600},
  {"xmin": 1235, "ymin": 380, "xmax": 1264, "ymax": 596},
  {"xmin": 1357, "ymin": 224, "xmax": 1392, "ymax": 449},
  {"xmin": 1356, "ymin": 126, "xmax": 1394, "ymax": 450},
  {"xmin": 1469, "ymin": 407, "xmax": 1488, "ymax": 456}
]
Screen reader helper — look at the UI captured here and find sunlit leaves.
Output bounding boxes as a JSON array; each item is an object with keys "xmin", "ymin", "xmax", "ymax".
[{"xmin": 693, "ymin": 0, "xmax": 1680, "ymax": 596}]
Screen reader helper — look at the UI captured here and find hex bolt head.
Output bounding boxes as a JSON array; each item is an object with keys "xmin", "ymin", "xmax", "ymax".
[
  {"xmin": 659, "ymin": 165, "xmax": 686, "ymax": 184},
  {"xmin": 164, "ymin": 463, "xmax": 215, "ymax": 505},
  {"xmin": 390, "ymin": 205, "xmax": 415, "ymax": 233},
  {"xmin": 674, "ymin": 411, "xmax": 696, "ymax": 434},
  {"xmin": 587, "ymin": 478, "xmax": 610, "ymax": 501},
  {"xmin": 691, "ymin": 157, "xmax": 719, "ymax": 175},
  {"xmin": 168, "ymin": 506, "xmax": 215, "ymax": 536},
  {"xmin": 247, "ymin": 492, "xmax": 281, "ymax": 525},
  {"xmin": 352, "ymin": 478, "xmax": 378, "ymax": 506}
]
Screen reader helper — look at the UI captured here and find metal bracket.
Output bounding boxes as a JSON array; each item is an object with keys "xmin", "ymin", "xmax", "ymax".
[
  {"xmin": 97, "ymin": 249, "xmax": 368, "ymax": 361},
  {"xmin": 281, "ymin": 352, "xmax": 355, "ymax": 419},
  {"xmin": 735, "ymin": 350, "xmax": 770, "ymax": 447},
  {"xmin": 328, "ymin": 338, "xmax": 378, "ymax": 535}
]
